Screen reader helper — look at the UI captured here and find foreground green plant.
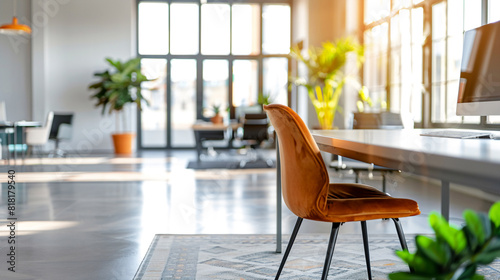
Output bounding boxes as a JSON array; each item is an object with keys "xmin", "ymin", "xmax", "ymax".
[{"xmin": 389, "ymin": 202, "xmax": 500, "ymax": 280}]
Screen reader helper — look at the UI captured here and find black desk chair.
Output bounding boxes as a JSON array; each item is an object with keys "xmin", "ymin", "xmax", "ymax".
[
  {"xmin": 238, "ymin": 113, "xmax": 273, "ymax": 168},
  {"xmin": 49, "ymin": 113, "xmax": 73, "ymax": 157},
  {"xmin": 193, "ymin": 123, "xmax": 232, "ymax": 162},
  {"xmin": 330, "ymin": 112, "xmax": 404, "ymax": 192}
]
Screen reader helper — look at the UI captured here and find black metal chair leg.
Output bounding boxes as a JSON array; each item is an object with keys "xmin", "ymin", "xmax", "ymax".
[
  {"xmin": 321, "ymin": 222, "xmax": 341, "ymax": 280},
  {"xmin": 275, "ymin": 217, "xmax": 303, "ymax": 280},
  {"xmin": 361, "ymin": 221, "xmax": 372, "ymax": 279},
  {"xmin": 392, "ymin": 218, "xmax": 414, "ymax": 273},
  {"xmin": 382, "ymin": 171, "xmax": 387, "ymax": 193}
]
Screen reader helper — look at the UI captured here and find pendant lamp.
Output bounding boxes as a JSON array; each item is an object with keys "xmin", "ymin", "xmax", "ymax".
[{"xmin": 0, "ymin": 0, "xmax": 31, "ymax": 35}]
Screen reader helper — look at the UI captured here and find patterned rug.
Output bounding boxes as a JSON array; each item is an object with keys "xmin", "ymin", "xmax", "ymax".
[{"xmin": 132, "ymin": 233, "xmax": 492, "ymax": 280}]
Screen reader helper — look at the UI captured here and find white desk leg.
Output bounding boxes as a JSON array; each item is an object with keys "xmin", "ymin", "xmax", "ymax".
[
  {"xmin": 21, "ymin": 127, "xmax": 25, "ymax": 164},
  {"xmin": 441, "ymin": 180, "xmax": 450, "ymax": 221},
  {"xmin": 276, "ymin": 137, "xmax": 282, "ymax": 253},
  {"xmin": 13, "ymin": 124, "xmax": 17, "ymax": 165}
]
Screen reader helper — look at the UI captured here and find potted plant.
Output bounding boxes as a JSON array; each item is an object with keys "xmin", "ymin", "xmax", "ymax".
[
  {"xmin": 389, "ymin": 202, "xmax": 500, "ymax": 280},
  {"xmin": 258, "ymin": 91, "xmax": 274, "ymax": 106},
  {"xmin": 88, "ymin": 57, "xmax": 151, "ymax": 154},
  {"xmin": 356, "ymin": 86, "xmax": 388, "ymax": 112},
  {"xmin": 209, "ymin": 104, "xmax": 223, "ymax": 124},
  {"xmin": 290, "ymin": 38, "xmax": 364, "ymax": 129}
]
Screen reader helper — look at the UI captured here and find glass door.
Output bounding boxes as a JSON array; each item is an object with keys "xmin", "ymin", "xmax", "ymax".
[
  {"xmin": 170, "ymin": 59, "xmax": 197, "ymax": 147},
  {"xmin": 140, "ymin": 59, "xmax": 167, "ymax": 148}
]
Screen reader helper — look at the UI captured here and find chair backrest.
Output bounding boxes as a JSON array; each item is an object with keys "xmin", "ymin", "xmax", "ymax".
[
  {"xmin": 235, "ymin": 105, "xmax": 262, "ymax": 121},
  {"xmin": 0, "ymin": 101, "xmax": 7, "ymax": 122},
  {"xmin": 242, "ymin": 113, "xmax": 269, "ymax": 142},
  {"xmin": 26, "ymin": 112, "xmax": 54, "ymax": 145},
  {"xmin": 352, "ymin": 112, "xmax": 403, "ymax": 129},
  {"xmin": 263, "ymin": 104, "xmax": 329, "ymax": 219},
  {"xmin": 44, "ymin": 111, "xmax": 55, "ymax": 131},
  {"xmin": 49, "ymin": 113, "xmax": 73, "ymax": 140},
  {"xmin": 379, "ymin": 112, "xmax": 404, "ymax": 129}
]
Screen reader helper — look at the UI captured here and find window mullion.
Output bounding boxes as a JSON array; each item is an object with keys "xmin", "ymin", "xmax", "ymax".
[
  {"xmin": 423, "ymin": 1, "xmax": 432, "ymax": 127},
  {"xmin": 386, "ymin": 18, "xmax": 391, "ymax": 111}
]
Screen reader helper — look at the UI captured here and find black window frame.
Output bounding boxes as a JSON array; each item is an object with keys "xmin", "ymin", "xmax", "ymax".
[{"xmin": 136, "ymin": 0, "xmax": 293, "ymax": 149}]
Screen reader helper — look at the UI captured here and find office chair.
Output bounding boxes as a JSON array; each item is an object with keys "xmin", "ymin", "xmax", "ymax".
[
  {"xmin": 331, "ymin": 112, "xmax": 404, "ymax": 192},
  {"xmin": 194, "ymin": 126, "xmax": 229, "ymax": 161},
  {"xmin": 26, "ymin": 112, "xmax": 54, "ymax": 157},
  {"xmin": 238, "ymin": 113, "xmax": 273, "ymax": 168},
  {"xmin": 0, "ymin": 101, "xmax": 14, "ymax": 162},
  {"xmin": 48, "ymin": 113, "xmax": 74, "ymax": 157},
  {"xmin": 263, "ymin": 104, "xmax": 420, "ymax": 280}
]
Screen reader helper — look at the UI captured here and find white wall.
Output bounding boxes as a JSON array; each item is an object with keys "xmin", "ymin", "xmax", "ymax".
[
  {"xmin": 0, "ymin": 0, "xmax": 32, "ymax": 122},
  {"xmin": 32, "ymin": 0, "xmax": 136, "ymax": 153}
]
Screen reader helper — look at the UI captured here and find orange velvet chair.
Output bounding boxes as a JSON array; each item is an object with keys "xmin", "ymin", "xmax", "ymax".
[{"xmin": 263, "ymin": 104, "xmax": 420, "ymax": 280}]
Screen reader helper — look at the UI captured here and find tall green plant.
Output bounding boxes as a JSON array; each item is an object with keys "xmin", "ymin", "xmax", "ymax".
[
  {"xmin": 389, "ymin": 202, "xmax": 500, "ymax": 280},
  {"xmin": 290, "ymin": 38, "xmax": 364, "ymax": 129},
  {"xmin": 89, "ymin": 57, "xmax": 151, "ymax": 115}
]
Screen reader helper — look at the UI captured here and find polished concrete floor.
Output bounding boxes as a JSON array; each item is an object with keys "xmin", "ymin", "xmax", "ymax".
[{"xmin": 0, "ymin": 150, "xmax": 496, "ymax": 280}]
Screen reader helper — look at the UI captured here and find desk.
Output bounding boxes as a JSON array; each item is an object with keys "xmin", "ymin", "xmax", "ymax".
[
  {"xmin": 192, "ymin": 122, "xmax": 241, "ymax": 161},
  {"xmin": 0, "ymin": 121, "xmax": 42, "ymax": 165},
  {"xmin": 312, "ymin": 129, "xmax": 500, "ymax": 195},
  {"xmin": 274, "ymin": 129, "xmax": 500, "ymax": 252},
  {"xmin": 15, "ymin": 121, "xmax": 42, "ymax": 163}
]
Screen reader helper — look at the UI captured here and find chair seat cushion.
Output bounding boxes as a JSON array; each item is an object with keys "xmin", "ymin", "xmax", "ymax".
[{"xmin": 324, "ymin": 183, "xmax": 420, "ymax": 222}]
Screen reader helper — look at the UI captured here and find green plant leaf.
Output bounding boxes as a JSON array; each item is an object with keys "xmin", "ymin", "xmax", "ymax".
[
  {"xmin": 464, "ymin": 210, "xmax": 488, "ymax": 246},
  {"xmin": 455, "ymin": 264, "xmax": 477, "ymax": 280},
  {"xmin": 416, "ymin": 235, "xmax": 451, "ymax": 266},
  {"xmin": 412, "ymin": 251, "xmax": 440, "ymax": 275},
  {"xmin": 105, "ymin": 58, "xmax": 122, "ymax": 70},
  {"xmin": 396, "ymin": 250, "xmax": 414, "ymax": 265},
  {"xmin": 489, "ymin": 202, "xmax": 500, "ymax": 229},
  {"xmin": 429, "ymin": 212, "xmax": 467, "ymax": 254},
  {"xmin": 474, "ymin": 237, "xmax": 500, "ymax": 264},
  {"xmin": 388, "ymin": 272, "xmax": 434, "ymax": 280},
  {"xmin": 396, "ymin": 247, "xmax": 440, "ymax": 275},
  {"xmin": 464, "ymin": 226, "xmax": 479, "ymax": 254}
]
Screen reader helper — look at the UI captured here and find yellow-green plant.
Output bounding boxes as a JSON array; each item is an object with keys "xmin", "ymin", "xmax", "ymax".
[
  {"xmin": 356, "ymin": 86, "xmax": 387, "ymax": 112},
  {"xmin": 357, "ymin": 86, "xmax": 373, "ymax": 112},
  {"xmin": 290, "ymin": 38, "xmax": 364, "ymax": 129}
]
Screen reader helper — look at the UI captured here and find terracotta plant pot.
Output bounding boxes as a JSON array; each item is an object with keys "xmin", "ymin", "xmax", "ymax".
[
  {"xmin": 112, "ymin": 133, "xmax": 135, "ymax": 154},
  {"xmin": 210, "ymin": 114, "xmax": 223, "ymax": 124}
]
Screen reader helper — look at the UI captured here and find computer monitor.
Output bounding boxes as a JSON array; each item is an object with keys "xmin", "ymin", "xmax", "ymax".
[{"xmin": 456, "ymin": 20, "xmax": 500, "ymax": 116}]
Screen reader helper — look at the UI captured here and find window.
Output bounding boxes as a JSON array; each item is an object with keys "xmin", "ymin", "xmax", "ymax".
[
  {"xmin": 137, "ymin": 0, "xmax": 291, "ymax": 148},
  {"xmin": 487, "ymin": 0, "xmax": 500, "ymax": 125},
  {"xmin": 363, "ymin": 0, "xmax": 499, "ymax": 128},
  {"xmin": 364, "ymin": 1, "xmax": 423, "ymax": 123}
]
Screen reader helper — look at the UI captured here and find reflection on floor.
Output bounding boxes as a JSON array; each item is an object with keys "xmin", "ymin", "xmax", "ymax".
[{"xmin": 0, "ymin": 150, "xmax": 495, "ymax": 280}]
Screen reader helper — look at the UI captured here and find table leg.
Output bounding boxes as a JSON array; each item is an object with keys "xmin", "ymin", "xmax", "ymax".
[
  {"xmin": 276, "ymin": 137, "xmax": 282, "ymax": 253},
  {"xmin": 13, "ymin": 124, "xmax": 17, "ymax": 165},
  {"xmin": 194, "ymin": 131, "xmax": 202, "ymax": 162},
  {"xmin": 21, "ymin": 127, "xmax": 25, "ymax": 164},
  {"xmin": 5, "ymin": 130, "xmax": 11, "ymax": 165},
  {"xmin": 441, "ymin": 180, "xmax": 450, "ymax": 221}
]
